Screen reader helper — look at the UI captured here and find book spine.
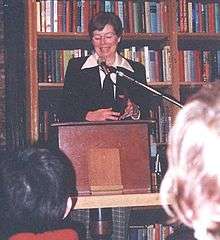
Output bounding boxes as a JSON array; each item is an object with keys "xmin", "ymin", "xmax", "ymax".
[
  {"xmin": 37, "ymin": 50, "xmax": 44, "ymax": 83},
  {"xmin": 41, "ymin": 0, "xmax": 46, "ymax": 32},
  {"xmin": 163, "ymin": 46, "xmax": 171, "ymax": 82},
  {"xmin": 215, "ymin": 3, "xmax": 220, "ymax": 33},
  {"xmin": 156, "ymin": 3, "xmax": 161, "ymax": 33},
  {"xmin": 80, "ymin": 0, "xmax": 84, "ymax": 33},
  {"xmin": 193, "ymin": 2, "xmax": 198, "ymax": 32},
  {"xmin": 76, "ymin": 0, "xmax": 82, "ymax": 32},
  {"xmin": 62, "ymin": 0, "xmax": 67, "ymax": 32},
  {"xmin": 53, "ymin": 0, "xmax": 58, "ymax": 32},
  {"xmin": 36, "ymin": 1, "xmax": 41, "ymax": 32},
  {"xmin": 60, "ymin": 50, "xmax": 65, "ymax": 82},
  {"xmin": 201, "ymin": 3, "xmax": 208, "ymax": 32},
  {"xmin": 208, "ymin": 2, "xmax": 215, "ymax": 33},
  {"xmin": 143, "ymin": 46, "xmax": 150, "ymax": 83},
  {"xmin": 149, "ymin": 50, "xmax": 157, "ymax": 82},
  {"xmin": 89, "ymin": 0, "xmax": 97, "ymax": 18},
  {"xmin": 195, "ymin": 50, "xmax": 202, "ymax": 82},
  {"xmin": 188, "ymin": 2, "xmax": 193, "ymax": 33},
  {"xmin": 65, "ymin": 0, "xmax": 71, "ymax": 32},
  {"xmin": 161, "ymin": 1, "xmax": 168, "ymax": 33},
  {"xmin": 46, "ymin": 50, "xmax": 52, "ymax": 83},
  {"xmin": 184, "ymin": 50, "xmax": 189, "ymax": 81},
  {"xmin": 133, "ymin": 2, "xmax": 138, "ymax": 33},
  {"xmin": 179, "ymin": 50, "xmax": 184, "ymax": 82},
  {"xmin": 150, "ymin": 2, "xmax": 157, "ymax": 33},
  {"xmin": 182, "ymin": 0, "xmax": 188, "ymax": 32},
  {"xmin": 118, "ymin": 1, "xmax": 124, "ymax": 29},
  {"xmin": 45, "ymin": 0, "xmax": 52, "ymax": 32},
  {"xmin": 83, "ymin": 0, "xmax": 89, "ymax": 34},
  {"xmin": 144, "ymin": 1, "xmax": 150, "ymax": 33},
  {"xmin": 217, "ymin": 51, "xmax": 220, "ymax": 79},
  {"xmin": 72, "ymin": 0, "xmax": 77, "ymax": 33},
  {"xmin": 126, "ymin": 0, "xmax": 133, "ymax": 33},
  {"xmin": 50, "ymin": 50, "xmax": 56, "ymax": 82},
  {"xmin": 55, "ymin": 50, "xmax": 61, "ymax": 82},
  {"xmin": 198, "ymin": 2, "xmax": 203, "ymax": 32},
  {"xmin": 57, "ymin": 0, "xmax": 63, "ymax": 32},
  {"xmin": 50, "ymin": 0, "xmax": 54, "ymax": 32},
  {"xmin": 123, "ymin": 1, "xmax": 130, "ymax": 33},
  {"xmin": 202, "ymin": 50, "xmax": 211, "ymax": 82}
]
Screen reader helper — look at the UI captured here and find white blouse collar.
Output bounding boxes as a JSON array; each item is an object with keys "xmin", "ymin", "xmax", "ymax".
[{"xmin": 81, "ymin": 52, "xmax": 134, "ymax": 72}]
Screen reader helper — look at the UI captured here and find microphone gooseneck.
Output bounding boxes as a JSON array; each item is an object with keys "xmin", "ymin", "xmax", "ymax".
[{"xmin": 117, "ymin": 70, "xmax": 183, "ymax": 108}]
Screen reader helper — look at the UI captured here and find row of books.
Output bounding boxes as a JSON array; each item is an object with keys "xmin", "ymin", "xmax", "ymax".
[
  {"xmin": 39, "ymin": 48, "xmax": 220, "ymax": 84},
  {"xmin": 129, "ymin": 224, "xmax": 174, "ymax": 240},
  {"xmin": 120, "ymin": 46, "xmax": 171, "ymax": 83},
  {"xmin": 37, "ymin": 49, "xmax": 90, "ymax": 83},
  {"xmin": 37, "ymin": 46, "xmax": 172, "ymax": 83},
  {"xmin": 177, "ymin": 0, "xmax": 220, "ymax": 33},
  {"xmin": 36, "ymin": 0, "xmax": 167, "ymax": 33},
  {"xmin": 149, "ymin": 105, "xmax": 172, "ymax": 144},
  {"xmin": 179, "ymin": 50, "xmax": 220, "ymax": 82}
]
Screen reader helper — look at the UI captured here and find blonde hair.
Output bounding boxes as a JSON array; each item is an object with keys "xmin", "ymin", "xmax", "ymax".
[{"xmin": 160, "ymin": 83, "xmax": 220, "ymax": 240}]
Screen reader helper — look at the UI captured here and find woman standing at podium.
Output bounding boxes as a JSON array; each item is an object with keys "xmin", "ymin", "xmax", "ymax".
[
  {"xmin": 59, "ymin": 11, "xmax": 153, "ymax": 240},
  {"xmin": 60, "ymin": 12, "xmax": 153, "ymax": 123}
]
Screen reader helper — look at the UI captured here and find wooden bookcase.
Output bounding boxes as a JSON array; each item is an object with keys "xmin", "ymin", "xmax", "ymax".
[
  {"xmin": 24, "ymin": 0, "xmax": 220, "ymax": 237},
  {"xmin": 25, "ymin": 0, "xmax": 179, "ymax": 143},
  {"xmin": 25, "ymin": 0, "xmax": 220, "ymax": 143}
]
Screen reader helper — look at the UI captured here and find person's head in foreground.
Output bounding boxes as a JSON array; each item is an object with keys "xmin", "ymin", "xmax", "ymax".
[
  {"xmin": 0, "ymin": 147, "xmax": 78, "ymax": 239},
  {"xmin": 160, "ymin": 82, "xmax": 220, "ymax": 240}
]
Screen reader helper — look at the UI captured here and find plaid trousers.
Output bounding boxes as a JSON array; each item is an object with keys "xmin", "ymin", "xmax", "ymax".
[{"xmin": 70, "ymin": 207, "xmax": 130, "ymax": 240}]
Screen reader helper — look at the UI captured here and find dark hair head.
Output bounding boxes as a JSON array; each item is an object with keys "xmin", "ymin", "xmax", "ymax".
[
  {"xmin": 88, "ymin": 12, "xmax": 123, "ymax": 39},
  {"xmin": 0, "ymin": 147, "xmax": 76, "ymax": 235}
]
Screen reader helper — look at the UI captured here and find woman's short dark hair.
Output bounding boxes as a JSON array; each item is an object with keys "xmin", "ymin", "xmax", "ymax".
[
  {"xmin": 0, "ymin": 147, "xmax": 76, "ymax": 235},
  {"xmin": 88, "ymin": 12, "xmax": 123, "ymax": 39}
]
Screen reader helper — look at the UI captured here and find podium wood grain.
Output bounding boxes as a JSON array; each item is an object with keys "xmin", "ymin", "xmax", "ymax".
[{"xmin": 54, "ymin": 120, "xmax": 152, "ymax": 198}]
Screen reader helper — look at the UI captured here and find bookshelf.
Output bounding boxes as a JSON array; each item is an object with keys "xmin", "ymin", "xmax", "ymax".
[
  {"xmin": 24, "ymin": 0, "xmax": 220, "ymax": 237},
  {"xmin": 25, "ymin": 0, "xmax": 179, "ymax": 143}
]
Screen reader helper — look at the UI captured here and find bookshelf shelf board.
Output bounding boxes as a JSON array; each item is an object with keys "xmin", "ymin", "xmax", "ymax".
[
  {"xmin": 178, "ymin": 33, "xmax": 220, "ymax": 49},
  {"xmin": 178, "ymin": 33, "xmax": 220, "ymax": 42},
  {"xmin": 37, "ymin": 32, "xmax": 89, "ymax": 40},
  {"xmin": 179, "ymin": 82, "xmax": 206, "ymax": 87},
  {"xmin": 74, "ymin": 193, "xmax": 162, "ymax": 210},
  {"xmin": 38, "ymin": 82, "xmax": 171, "ymax": 91},
  {"xmin": 148, "ymin": 81, "xmax": 172, "ymax": 87},
  {"xmin": 37, "ymin": 32, "xmax": 168, "ymax": 42},
  {"xmin": 38, "ymin": 82, "xmax": 64, "ymax": 90},
  {"xmin": 123, "ymin": 33, "xmax": 168, "ymax": 41}
]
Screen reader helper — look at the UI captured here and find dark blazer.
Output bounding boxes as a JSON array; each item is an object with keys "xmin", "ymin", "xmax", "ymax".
[{"xmin": 59, "ymin": 56, "xmax": 154, "ymax": 122}]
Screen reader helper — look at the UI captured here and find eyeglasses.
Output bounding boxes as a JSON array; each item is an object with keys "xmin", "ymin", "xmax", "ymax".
[{"xmin": 92, "ymin": 32, "xmax": 117, "ymax": 42}]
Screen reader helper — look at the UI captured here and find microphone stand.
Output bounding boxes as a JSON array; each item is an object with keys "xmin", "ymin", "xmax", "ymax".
[{"xmin": 116, "ymin": 71, "xmax": 183, "ymax": 108}]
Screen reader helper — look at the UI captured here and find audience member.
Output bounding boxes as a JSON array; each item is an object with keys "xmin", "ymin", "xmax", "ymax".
[
  {"xmin": 0, "ymin": 147, "xmax": 79, "ymax": 240},
  {"xmin": 160, "ymin": 82, "xmax": 220, "ymax": 240}
]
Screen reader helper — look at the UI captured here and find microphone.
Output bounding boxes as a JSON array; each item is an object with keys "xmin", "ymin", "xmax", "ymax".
[{"xmin": 97, "ymin": 58, "xmax": 116, "ymax": 75}]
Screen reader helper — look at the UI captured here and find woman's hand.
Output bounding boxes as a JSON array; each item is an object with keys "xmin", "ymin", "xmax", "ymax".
[
  {"xmin": 85, "ymin": 108, "xmax": 120, "ymax": 121},
  {"xmin": 119, "ymin": 99, "xmax": 140, "ymax": 120}
]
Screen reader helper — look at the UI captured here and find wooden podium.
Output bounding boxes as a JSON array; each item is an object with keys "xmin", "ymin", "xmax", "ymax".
[{"xmin": 52, "ymin": 120, "xmax": 153, "ymax": 201}]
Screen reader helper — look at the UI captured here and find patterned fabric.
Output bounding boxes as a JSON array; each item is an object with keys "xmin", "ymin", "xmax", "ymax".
[{"xmin": 70, "ymin": 207, "xmax": 130, "ymax": 240}]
